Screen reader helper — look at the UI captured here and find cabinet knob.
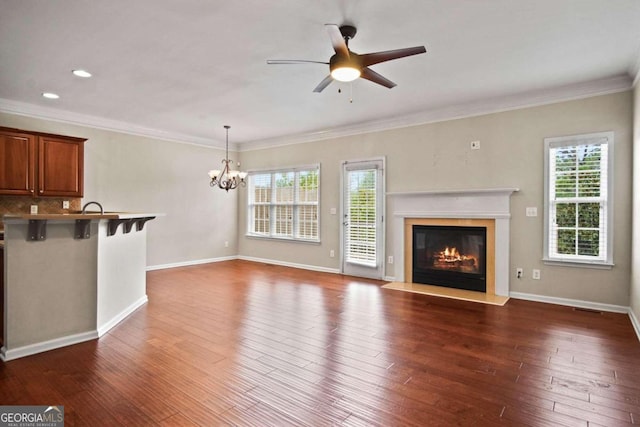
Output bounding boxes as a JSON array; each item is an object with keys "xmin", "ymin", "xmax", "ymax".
[{"xmin": 39, "ymin": 190, "xmax": 43, "ymax": 194}]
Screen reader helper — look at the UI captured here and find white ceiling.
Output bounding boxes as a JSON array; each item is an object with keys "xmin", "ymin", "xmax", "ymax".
[{"xmin": 1, "ymin": 0, "xmax": 639, "ymax": 149}]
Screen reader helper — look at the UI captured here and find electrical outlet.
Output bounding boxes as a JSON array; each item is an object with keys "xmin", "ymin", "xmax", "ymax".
[
  {"xmin": 516, "ymin": 268, "xmax": 523, "ymax": 279},
  {"xmin": 62, "ymin": 200, "xmax": 70, "ymax": 209},
  {"xmin": 224, "ymin": 241, "xmax": 229, "ymax": 248},
  {"xmin": 330, "ymin": 207, "xmax": 337, "ymax": 215},
  {"xmin": 526, "ymin": 207, "xmax": 538, "ymax": 217},
  {"xmin": 330, "ymin": 250, "xmax": 335, "ymax": 258},
  {"xmin": 388, "ymin": 256, "xmax": 394, "ymax": 264},
  {"xmin": 532, "ymin": 269, "xmax": 541, "ymax": 280},
  {"xmin": 30, "ymin": 205, "xmax": 38, "ymax": 214},
  {"xmin": 470, "ymin": 140, "xmax": 480, "ymax": 150}
]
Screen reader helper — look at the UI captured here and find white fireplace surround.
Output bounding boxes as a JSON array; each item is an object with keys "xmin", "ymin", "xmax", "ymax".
[{"xmin": 387, "ymin": 188, "xmax": 519, "ymax": 296}]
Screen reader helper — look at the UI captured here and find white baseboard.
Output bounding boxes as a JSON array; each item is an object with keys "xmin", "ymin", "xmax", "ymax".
[
  {"xmin": 0, "ymin": 330, "xmax": 99, "ymax": 362},
  {"xmin": 146, "ymin": 256, "xmax": 238, "ymax": 271},
  {"xmin": 383, "ymin": 276, "xmax": 396, "ymax": 282},
  {"xmin": 1, "ymin": 296, "xmax": 148, "ymax": 362},
  {"xmin": 630, "ymin": 308, "xmax": 640, "ymax": 341},
  {"xmin": 238, "ymin": 255, "xmax": 341, "ymax": 274},
  {"xmin": 97, "ymin": 295, "xmax": 148, "ymax": 337},
  {"xmin": 509, "ymin": 291, "xmax": 629, "ymax": 313}
]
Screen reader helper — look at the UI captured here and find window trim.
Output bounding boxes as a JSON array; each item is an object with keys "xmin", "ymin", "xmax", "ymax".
[
  {"xmin": 542, "ymin": 131, "xmax": 614, "ymax": 269},
  {"xmin": 246, "ymin": 164, "xmax": 321, "ymax": 243}
]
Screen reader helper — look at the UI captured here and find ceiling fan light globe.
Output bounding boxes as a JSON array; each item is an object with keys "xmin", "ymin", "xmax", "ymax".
[{"xmin": 331, "ymin": 66, "xmax": 361, "ymax": 82}]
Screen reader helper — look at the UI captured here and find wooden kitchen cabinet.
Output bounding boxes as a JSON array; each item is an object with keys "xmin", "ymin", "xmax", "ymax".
[
  {"xmin": 37, "ymin": 134, "xmax": 85, "ymax": 197},
  {"xmin": 0, "ymin": 127, "xmax": 86, "ymax": 197},
  {"xmin": 0, "ymin": 129, "xmax": 36, "ymax": 196}
]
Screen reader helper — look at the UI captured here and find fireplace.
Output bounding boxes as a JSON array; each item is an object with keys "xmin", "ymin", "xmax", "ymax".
[
  {"xmin": 389, "ymin": 188, "xmax": 517, "ymax": 297},
  {"xmin": 412, "ymin": 225, "xmax": 487, "ymax": 292}
]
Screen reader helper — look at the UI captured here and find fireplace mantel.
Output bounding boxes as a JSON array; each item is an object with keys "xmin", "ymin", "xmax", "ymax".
[
  {"xmin": 387, "ymin": 188, "xmax": 518, "ymax": 297},
  {"xmin": 387, "ymin": 187, "xmax": 519, "ymax": 197}
]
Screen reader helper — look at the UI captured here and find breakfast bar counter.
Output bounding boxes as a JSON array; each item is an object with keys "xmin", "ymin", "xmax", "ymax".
[{"xmin": 1, "ymin": 212, "xmax": 160, "ymax": 361}]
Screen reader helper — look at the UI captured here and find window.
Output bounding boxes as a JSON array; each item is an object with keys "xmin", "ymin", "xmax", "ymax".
[
  {"xmin": 543, "ymin": 131, "xmax": 613, "ymax": 267},
  {"xmin": 248, "ymin": 165, "xmax": 319, "ymax": 242}
]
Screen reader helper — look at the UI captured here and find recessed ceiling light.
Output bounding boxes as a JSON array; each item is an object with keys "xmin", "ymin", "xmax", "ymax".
[
  {"xmin": 72, "ymin": 69, "xmax": 92, "ymax": 78},
  {"xmin": 42, "ymin": 92, "xmax": 60, "ymax": 99}
]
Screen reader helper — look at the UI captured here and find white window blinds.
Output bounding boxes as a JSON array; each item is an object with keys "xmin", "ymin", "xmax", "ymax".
[
  {"xmin": 544, "ymin": 132, "xmax": 613, "ymax": 266},
  {"xmin": 345, "ymin": 168, "xmax": 378, "ymax": 267},
  {"xmin": 248, "ymin": 166, "xmax": 320, "ymax": 242}
]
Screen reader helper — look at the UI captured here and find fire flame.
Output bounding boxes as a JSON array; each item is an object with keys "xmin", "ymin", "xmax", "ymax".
[
  {"xmin": 440, "ymin": 246, "xmax": 462, "ymax": 261},
  {"xmin": 443, "ymin": 247, "xmax": 458, "ymax": 258},
  {"xmin": 431, "ymin": 246, "xmax": 478, "ymax": 272},
  {"xmin": 438, "ymin": 246, "xmax": 475, "ymax": 265}
]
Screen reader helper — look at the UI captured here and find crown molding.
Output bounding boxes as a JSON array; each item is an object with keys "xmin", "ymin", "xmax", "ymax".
[
  {"xmin": 239, "ymin": 74, "xmax": 632, "ymax": 152},
  {"xmin": 0, "ymin": 98, "xmax": 229, "ymax": 150},
  {"xmin": 0, "ymin": 74, "xmax": 632, "ymax": 153}
]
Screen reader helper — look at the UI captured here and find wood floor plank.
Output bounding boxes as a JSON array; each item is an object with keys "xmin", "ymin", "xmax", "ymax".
[{"xmin": 2, "ymin": 259, "xmax": 639, "ymax": 426}]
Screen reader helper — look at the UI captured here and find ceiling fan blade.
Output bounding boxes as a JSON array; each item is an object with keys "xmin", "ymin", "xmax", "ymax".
[
  {"xmin": 267, "ymin": 60, "xmax": 329, "ymax": 65},
  {"xmin": 313, "ymin": 75, "xmax": 334, "ymax": 93},
  {"xmin": 360, "ymin": 67, "xmax": 396, "ymax": 89},
  {"xmin": 325, "ymin": 24, "xmax": 349, "ymax": 58},
  {"xmin": 360, "ymin": 46, "xmax": 426, "ymax": 67}
]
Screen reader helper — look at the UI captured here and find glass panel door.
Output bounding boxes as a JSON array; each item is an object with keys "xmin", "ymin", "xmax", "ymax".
[{"xmin": 342, "ymin": 159, "xmax": 384, "ymax": 279}]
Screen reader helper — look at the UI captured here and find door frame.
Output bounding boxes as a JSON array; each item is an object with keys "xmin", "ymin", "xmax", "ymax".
[{"xmin": 340, "ymin": 157, "xmax": 386, "ymax": 279}]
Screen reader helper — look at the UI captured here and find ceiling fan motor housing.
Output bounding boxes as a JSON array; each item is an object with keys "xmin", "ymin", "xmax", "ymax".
[
  {"xmin": 330, "ymin": 52, "xmax": 362, "ymax": 73},
  {"xmin": 339, "ymin": 25, "xmax": 357, "ymax": 41}
]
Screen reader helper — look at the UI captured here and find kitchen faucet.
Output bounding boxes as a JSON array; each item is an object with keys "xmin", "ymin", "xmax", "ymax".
[{"xmin": 81, "ymin": 201, "xmax": 104, "ymax": 214}]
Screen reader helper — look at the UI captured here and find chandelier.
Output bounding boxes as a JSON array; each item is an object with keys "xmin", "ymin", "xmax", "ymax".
[{"xmin": 208, "ymin": 125, "xmax": 247, "ymax": 191}]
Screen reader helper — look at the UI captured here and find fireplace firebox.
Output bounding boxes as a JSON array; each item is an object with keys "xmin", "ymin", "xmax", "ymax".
[{"xmin": 412, "ymin": 225, "xmax": 487, "ymax": 292}]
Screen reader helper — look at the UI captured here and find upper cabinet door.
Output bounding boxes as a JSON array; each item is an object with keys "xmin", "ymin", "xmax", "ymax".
[
  {"xmin": 38, "ymin": 135, "xmax": 84, "ymax": 197},
  {"xmin": 0, "ymin": 130, "xmax": 36, "ymax": 196}
]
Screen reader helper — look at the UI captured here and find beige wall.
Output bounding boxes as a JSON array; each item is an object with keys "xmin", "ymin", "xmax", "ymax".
[
  {"xmin": 238, "ymin": 91, "xmax": 633, "ymax": 306},
  {"xmin": 0, "ymin": 112, "xmax": 238, "ymax": 267},
  {"xmin": 632, "ymin": 84, "xmax": 640, "ymax": 321}
]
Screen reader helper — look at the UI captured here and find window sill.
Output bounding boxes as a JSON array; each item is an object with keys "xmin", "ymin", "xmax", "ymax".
[
  {"xmin": 542, "ymin": 258, "xmax": 614, "ymax": 270},
  {"xmin": 245, "ymin": 234, "xmax": 321, "ymax": 245}
]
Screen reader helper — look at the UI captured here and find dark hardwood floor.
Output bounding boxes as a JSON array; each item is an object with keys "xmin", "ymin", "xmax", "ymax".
[{"xmin": 2, "ymin": 260, "xmax": 640, "ymax": 426}]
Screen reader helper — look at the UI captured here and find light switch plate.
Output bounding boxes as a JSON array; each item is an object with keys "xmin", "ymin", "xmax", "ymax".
[
  {"xmin": 30, "ymin": 205, "xmax": 38, "ymax": 214},
  {"xmin": 526, "ymin": 207, "xmax": 538, "ymax": 217}
]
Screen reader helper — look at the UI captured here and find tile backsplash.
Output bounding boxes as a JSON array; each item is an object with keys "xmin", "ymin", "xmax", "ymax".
[{"xmin": 0, "ymin": 196, "xmax": 81, "ymax": 229}]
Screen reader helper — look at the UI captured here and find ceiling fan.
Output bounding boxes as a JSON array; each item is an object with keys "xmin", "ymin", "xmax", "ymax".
[{"xmin": 267, "ymin": 24, "xmax": 426, "ymax": 93}]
